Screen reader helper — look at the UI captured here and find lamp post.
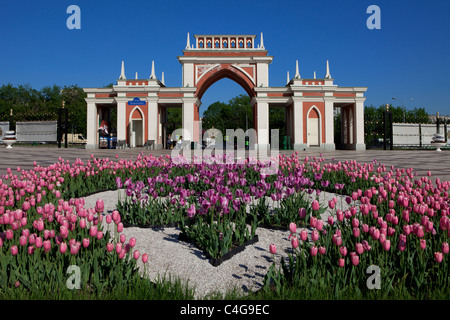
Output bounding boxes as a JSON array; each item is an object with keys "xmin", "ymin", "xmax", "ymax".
[{"xmin": 392, "ymin": 97, "xmax": 413, "ymax": 123}]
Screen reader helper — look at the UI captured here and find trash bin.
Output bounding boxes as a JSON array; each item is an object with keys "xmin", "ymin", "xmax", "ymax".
[
  {"xmin": 281, "ymin": 136, "xmax": 287, "ymax": 150},
  {"xmin": 146, "ymin": 140, "xmax": 155, "ymax": 150}
]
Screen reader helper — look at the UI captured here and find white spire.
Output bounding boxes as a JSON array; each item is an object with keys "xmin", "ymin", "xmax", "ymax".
[
  {"xmin": 135, "ymin": 72, "xmax": 138, "ymax": 80},
  {"xmin": 295, "ymin": 60, "xmax": 301, "ymax": 79},
  {"xmin": 186, "ymin": 32, "xmax": 190, "ymax": 50},
  {"xmin": 314, "ymin": 71, "xmax": 316, "ymax": 79},
  {"xmin": 260, "ymin": 32, "xmax": 265, "ymax": 49},
  {"xmin": 161, "ymin": 72, "xmax": 165, "ymax": 85},
  {"xmin": 325, "ymin": 60, "xmax": 331, "ymax": 79},
  {"xmin": 119, "ymin": 60, "xmax": 126, "ymax": 80},
  {"xmin": 287, "ymin": 71, "xmax": 290, "ymax": 84},
  {"xmin": 150, "ymin": 60, "xmax": 156, "ymax": 79}
]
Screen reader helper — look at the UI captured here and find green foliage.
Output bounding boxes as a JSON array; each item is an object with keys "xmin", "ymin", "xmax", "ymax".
[
  {"xmin": 0, "ymin": 83, "xmax": 87, "ymax": 135},
  {"xmin": 202, "ymin": 94, "xmax": 286, "ymax": 136}
]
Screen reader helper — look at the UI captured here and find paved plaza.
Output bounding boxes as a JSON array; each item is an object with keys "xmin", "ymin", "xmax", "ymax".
[{"xmin": 0, "ymin": 146, "xmax": 449, "ymax": 183}]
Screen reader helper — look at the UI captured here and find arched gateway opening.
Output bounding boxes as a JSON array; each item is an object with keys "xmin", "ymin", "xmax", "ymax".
[{"xmin": 84, "ymin": 33, "xmax": 367, "ymax": 150}]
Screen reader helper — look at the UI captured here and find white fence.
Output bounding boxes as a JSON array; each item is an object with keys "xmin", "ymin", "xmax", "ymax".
[
  {"xmin": 16, "ymin": 121, "xmax": 57, "ymax": 142},
  {"xmin": 0, "ymin": 122, "xmax": 9, "ymax": 140},
  {"xmin": 393, "ymin": 123, "xmax": 448, "ymax": 147}
]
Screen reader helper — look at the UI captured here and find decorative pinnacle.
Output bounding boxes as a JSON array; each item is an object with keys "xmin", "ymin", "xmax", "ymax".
[
  {"xmin": 186, "ymin": 32, "xmax": 191, "ymax": 50},
  {"xmin": 260, "ymin": 32, "xmax": 265, "ymax": 49},
  {"xmin": 150, "ymin": 60, "xmax": 156, "ymax": 79},
  {"xmin": 119, "ymin": 61, "xmax": 126, "ymax": 80},
  {"xmin": 295, "ymin": 60, "xmax": 300, "ymax": 79},
  {"xmin": 325, "ymin": 60, "xmax": 332, "ymax": 79}
]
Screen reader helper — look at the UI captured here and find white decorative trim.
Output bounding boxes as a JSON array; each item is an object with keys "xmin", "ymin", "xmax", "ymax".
[
  {"xmin": 231, "ymin": 64, "xmax": 256, "ymax": 85},
  {"xmin": 195, "ymin": 64, "xmax": 221, "ymax": 84}
]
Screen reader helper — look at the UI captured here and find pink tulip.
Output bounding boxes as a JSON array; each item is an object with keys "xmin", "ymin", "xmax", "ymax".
[
  {"xmin": 37, "ymin": 220, "xmax": 44, "ymax": 232},
  {"xmin": 355, "ymin": 243, "xmax": 364, "ymax": 255},
  {"xmin": 120, "ymin": 234, "xmax": 126, "ymax": 243},
  {"xmin": 416, "ymin": 226, "xmax": 425, "ymax": 238},
  {"xmin": 310, "ymin": 216, "xmax": 317, "ymax": 229},
  {"xmin": 372, "ymin": 228, "xmax": 380, "ymax": 240},
  {"xmin": 28, "ymin": 246, "xmax": 35, "ymax": 255},
  {"xmin": 96, "ymin": 231, "xmax": 103, "ymax": 240},
  {"xmin": 300, "ymin": 230, "xmax": 308, "ymax": 242},
  {"xmin": 35, "ymin": 237, "xmax": 43, "ymax": 248},
  {"xmin": 442, "ymin": 242, "xmax": 449, "ymax": 254},
  {"xmin": 142, "ymin": 253, "xmax": 149, "ymax": 264},
  {"xmin": 318, "ymin": 246, "xmax": 326, "ymax": 255},
  {"xmin": 43, "ymin": 240, "xmax": 51, "ymax": 253},
  {"xmin": 310, "ymin": 246, "xmax": 318, "ymax": 256},
  {"xmin": 106, "ymin": 214, "xmax": 112, "ymax": 224},
  {"xmin": 70, "ymin": 243, "xmax": 79, "ymax": 255},
  {"xmin": 316, "ymin": 220, "xmax": 324, "ymax": 231},
  {"xmin": 435, "ymin": 252, "xmax": 443, "ymax": 263},
  {"xmin": 133, "ymin": 250, "xmax": 140, "ymax": 260},
  {"xmin": 116, "ymin": 242, "xmax": 122, "ymax": 254},
  {"xmin": 328, "ymin": 200, "xmax": 335, "ymax": 209},
  {"xmin": 335, "ymin": 236, "xmax": 343, "ymax": 247},
  {"xmin": 420, "ymin": 239, "xmax": 426, "ymax": 250},
  {"xmin": 339, "ymin": 246, "xmax": 348, "ymax": 256},
  {"xmin": 106, "ymin": 243, "xmax": 114, "ymax": 252},
  {"xmin": 336, "ymin": 210, "xmax": 344, "ymax": 222},
  {"xmin": 11, "ymin": 245, "xmax": 18, "ymax": 256},
  {"xmin": 95, "ymin": 199, "xmax": 104, "ymax": 213},
  {"xmin": 29, "ymin": 234, "xmax": 37, "ymax": 245},
  {"xmin": 362, "ymin": 224, "xmax": 369, "ymax": 233},
  {"xmin": 79, "ymin": 218, "xmax": 86, "ymax": 229},
  {"xmin": 59, "ymin": 242, "xmax": 67, "ymax": 254},
  {"xmin": 60, "ymin": 225, "xmax": 68, "ymax": 239},
  {"xmin": 82, "ymin": 238, "xmax": 90, "ymax": 248},
  {"xmin": 89, "ymin": 226, "xmax": 98, "ymax": 238},
  {"xmin": 351, "ymin": 254, "xmax": 360, "ymax": 266},
  {"xmin": 383, "ymin": 239, "xmax": 391, "ymax": 251},
  {"xmin": 129, "ymin": 237, "xmax": 136, "ymax": 247},
  {"xmin": 311, "ymin": 229, "xmax": 319, "ymax": 242},
  {"xmin": 117, "ymin": 222, "xmax": 124, "ymax": 233},
  {"xmin": 112, "ymin": 210, "xmax": 120, "ymax": 222},
  {"xmin": 269, "ymin": 243, "xmax": 276, "ymax": 255},
  {"xmin": 338, "ymin": 258, "xmax": 345, "ymax": 267},
  {"xmin": 289, "ymin": 222, "xmax": 297, "ymax": 234},
  {"xmin": 118, "ymin": 249, "xmax": 126, "ymax": 260},
  {"xmin": 352, "ymin": 227, "xmax": 360, "ymax": 238},
  {"xmin": 312, "ymin": 200, "xmax": 320, "ymax": 211},
  {"xmin": 291, "ymin": 237, "xmax": 299, "ymax": 249},
  {"xmin": 19, "ymin": 235, "xmax": 28, "ymax": 246},
  {"xmin": 327, "ymin": 216, "xmax": 334, "ymax": 226}
]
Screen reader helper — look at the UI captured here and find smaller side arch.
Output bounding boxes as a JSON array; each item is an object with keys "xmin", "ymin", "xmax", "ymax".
[
  {"xmin": 306, "ymin": 105, "xmax": 322, "ymax": 147},
  {"xmin": 128, "ymin": 106, "xmax": 146, "ymax": 147}
]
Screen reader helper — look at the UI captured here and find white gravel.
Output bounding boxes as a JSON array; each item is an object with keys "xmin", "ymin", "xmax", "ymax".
[{"xmin": 82, "ymin": 189, "xmax": 353, "ymax": 299}]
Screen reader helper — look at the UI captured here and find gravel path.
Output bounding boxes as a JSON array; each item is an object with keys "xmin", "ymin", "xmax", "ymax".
[{"xmin": 82, "ymin": 189, "xmax": 352, "ymax": 299}]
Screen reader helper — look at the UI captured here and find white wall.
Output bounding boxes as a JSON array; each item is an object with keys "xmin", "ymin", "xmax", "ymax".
[{"xmin": 393, "ymin": 123, "xmax": 448, "ymax": 146}]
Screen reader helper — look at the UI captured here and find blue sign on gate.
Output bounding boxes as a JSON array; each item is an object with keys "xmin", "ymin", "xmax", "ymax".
[{"xmin": 128, "ymin": 98, "xmax": 146, "ymax": 105}]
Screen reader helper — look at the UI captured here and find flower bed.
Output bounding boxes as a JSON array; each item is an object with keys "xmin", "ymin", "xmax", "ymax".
[{"xmin": 1, "ymin": 152, "xmax": 448, "ymax": 298}]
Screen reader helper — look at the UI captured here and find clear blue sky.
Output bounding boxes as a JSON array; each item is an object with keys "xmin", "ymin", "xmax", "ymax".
[{"xmin": 1, "ymin": 0, "xmax": 449, "ymax": 117}]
